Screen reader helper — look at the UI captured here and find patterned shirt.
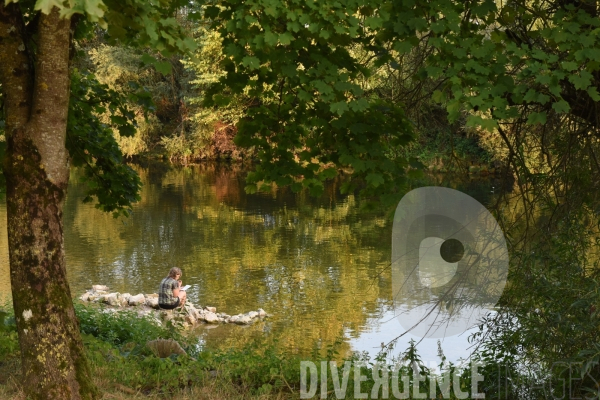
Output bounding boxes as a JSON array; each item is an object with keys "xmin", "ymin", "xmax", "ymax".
[{"xmin": 158, "ymin": 277, "xmax": 179, "ymax": 306}]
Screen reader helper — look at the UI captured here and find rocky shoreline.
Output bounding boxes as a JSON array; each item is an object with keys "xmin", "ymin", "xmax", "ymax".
[{"xmin": 79, "ymin": 285, "xmax": 267, "ymax": 329}]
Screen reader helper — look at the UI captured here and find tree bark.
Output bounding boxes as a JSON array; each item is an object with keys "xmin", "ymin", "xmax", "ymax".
[{"xmin": 0, "ymin": 4, "xmax": 98, "ymax": 400}]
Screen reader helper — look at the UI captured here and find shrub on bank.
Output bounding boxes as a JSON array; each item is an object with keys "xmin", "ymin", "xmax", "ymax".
[
  {"xmin": 0, "ymin": 304, "xmax": 564, "ymax": 399},
  {"xmin": 75, "ymin": 303, "xmax": 184, "ymax": 350}
]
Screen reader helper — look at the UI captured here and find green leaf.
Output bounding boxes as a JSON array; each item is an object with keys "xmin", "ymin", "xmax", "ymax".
[
  {"xmin": 365, "ymin": 173, "xmax": 384, "ymax": 187},
  {"xmin": 297, "ymin": 90, "xmax": 312, "ymax": 101},
  {"xmin": 312, "ymin": 80, "xmax": 332, "ymax": 96},
  {"xmin": 82, "ymin": 0, "xmax": 106, "ymax": 20},
  {"xmin": 319, "ymin": 30, "xmax": 331, "ymax": 39},
  {"xmin": 118, "ymin": 125, "xmax": 136, "ymax": 137},
  {"xmin": 466, "ymin": 114, "xmax": 497, "ymax": 131},
  {"xmin": 587, "ymin": 87, "xmax": 600, "ymax": 101},
  {"xmin": 279, "ymin": 32, "xmax": 294, "ymax": 45},
  {"xmin": 110, "ymin": 115, "xmax": 128, "ymax": 125},
  {"xmin": 242, "ymin": 56, "xmax": 260, "ymax": 70},
  {"xmin": 141, "ymin": 54, "xmax": 156, "ymax": 66},
  {"xmin": 330, "ymin": 101, "xmax": 348, "ymax": 116},
  {"xmin": 34, "ymin": 0, "xmax": 64, "ymax": 14},
  {"xmin": 320, "ymin": 168, "xmax": 337, "ymax": 179},
  {"xmin": 551, "ymin": 100, "xmax": 570, "ymax": 114},
  {"xmin": 527, "ymin": 112, "xmax": 547, "ymax": 125},
  {"xmin": 349, "ymin": 98, "xmax": 369, "ymax": 112},
  {"xmin": 393, "ymin": 41, "xmax": 414, "ymax": 54},
  {"xmin": 154, "ymin": 61, "xmax": 172, "ymax": 75},
  {"xmin": 561, "ymin": 61, "xmax": 578, "ymax": 71},
  {"xmin": 432, "ymin": 90, "xmax": 445, "ymax": 103},
  {"xmin": 204, "ymin": 6, "xmax": 220, "ymax": 19},
  {"xmin": 264, "ymin": 31, "xmax": 278, "ymax": 46},
  {"xmin": 291, "ymin": 182, "xmax": 303, "ymax": 192},
  {"xmin": 569, "ymin": 71, "xmax": 593, "ymax": 90}
]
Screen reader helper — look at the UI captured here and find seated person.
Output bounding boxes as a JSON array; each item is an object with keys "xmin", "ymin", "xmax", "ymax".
[{"xmin": 158, "ymin": 267, "xmax": 187, "ymax": 310}]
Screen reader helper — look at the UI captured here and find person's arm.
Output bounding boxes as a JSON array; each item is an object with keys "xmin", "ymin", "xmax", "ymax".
[{"xmin": 172, "ymin": 280, "xmax": 180, "ymax": 298}]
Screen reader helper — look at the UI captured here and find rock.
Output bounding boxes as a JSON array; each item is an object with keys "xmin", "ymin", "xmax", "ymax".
[
  {"xmin": 204, "ymin": 312, "xmax": 219, "ymax": 324},
  {"xmin": 235, "ymin": 315, "xmax": 252, "ymax": 325},
  {"xmin": 185, "ymin": 306, "xmax": 200, "ymax": 322},
  {"xmin": 160, "ymin": 310, "xmax": 174, "ymax": 322},
  {"xmin": 147, "ymin": 339, "xmax": 187, "ymax": 358},
  {"xmin": 185, "ymin": 314, "xmax": 197, "ymax": 325},
  {"xmin": 80, "ymin": 286, "xmax": 272, "ymax": 330},
  {"xmin": 119, "ymin": 293, "xmax": 131, "ymax": 307},
  {"xmin": 80, "ymin": 292, "xmax": 91, "ymax": 302},
  {"xmin": 191, "ymin": 308, "xmax": 203, "ymax": 320},
  {"xmin": 145, "ymin": 296, "xmax": 159, "ymax": 309},
  {"xmin": 104, "ymin": 293, "xmax": 120, "ymax": 306},
  {"xmin": 128, "ymin": 294, "xmax": 145, "ymax": 306}
]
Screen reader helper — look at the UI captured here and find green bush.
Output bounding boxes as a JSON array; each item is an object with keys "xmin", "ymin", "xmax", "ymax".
[
  {"xmin": 75, "ymin": 304, "xmax": 184, "ymax": 350},
  {"xmin": 0, "ymin": 308, "xmax": 18, "ymax": 362}
]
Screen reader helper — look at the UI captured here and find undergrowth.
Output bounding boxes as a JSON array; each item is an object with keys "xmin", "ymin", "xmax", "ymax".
[{"xmin": 0, "ymin": 303, "xmax": 563, "ymax": 399}]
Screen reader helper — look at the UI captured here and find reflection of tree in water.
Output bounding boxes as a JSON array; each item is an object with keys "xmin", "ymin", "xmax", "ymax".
[
  {"xmin": 0, "ymin": 164, "xmax": 511, "ymax": 356},
  {"xmin": 213, "ymin": 165, "xmax": 242, "ymax": 203},
  {"xmin": 62, "ymin": 163, "xmax": 393, "ymax": 357}
]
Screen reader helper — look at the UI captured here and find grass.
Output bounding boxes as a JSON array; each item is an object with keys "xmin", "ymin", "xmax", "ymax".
[
  {"xmin": 0, "ymin": 303, "xmax": 558, "ymax": 399},
  {"xmin": 0, "ymin": 332, "xmax": 300, "ymax": 400},
  {"xmin": 0, "ymin": 303, "xmax": 304, "ymax": 399}
]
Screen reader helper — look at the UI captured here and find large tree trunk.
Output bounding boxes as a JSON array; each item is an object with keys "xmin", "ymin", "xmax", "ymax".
[{"xmin": 0, "ymin": 5, "xmax": 98, "ymax": 400}]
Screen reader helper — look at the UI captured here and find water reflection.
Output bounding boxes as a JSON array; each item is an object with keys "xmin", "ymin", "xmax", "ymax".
[
  {"xmin": 391, "ymin": 187, "xmax": 508, "ymax": 340},
  {"xmin": 0, "ymin": 163, "xmax": 502, "ymax": 360}
]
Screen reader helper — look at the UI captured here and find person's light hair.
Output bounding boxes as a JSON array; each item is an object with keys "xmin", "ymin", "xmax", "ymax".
[{"xmin": 168, "ymin": 267, "xmax": 182, "ymax": 278}]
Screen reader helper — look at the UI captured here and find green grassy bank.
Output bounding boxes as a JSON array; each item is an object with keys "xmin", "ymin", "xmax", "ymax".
[{"xmin": 0, "ymin": 303, "xmax": 570, "ymax": 399}]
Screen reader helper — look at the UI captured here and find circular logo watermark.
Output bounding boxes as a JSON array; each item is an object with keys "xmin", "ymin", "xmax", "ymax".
[{"xmin": 392, "ymin": 186, "xmax": 509, "ymax": 338}]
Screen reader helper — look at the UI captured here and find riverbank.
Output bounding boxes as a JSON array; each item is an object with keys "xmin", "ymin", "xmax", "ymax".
[
  {"xmin": 0, "ymin": 303, "xmax": 500, "ymax": 400},
  {"xmin": 0, "ymin": 303, "xmax": 300, "ymax": 399}
]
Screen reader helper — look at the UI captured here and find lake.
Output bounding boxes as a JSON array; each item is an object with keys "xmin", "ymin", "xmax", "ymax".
[{"xmin": 0, "ymin": 162, "xmax": 503, "ymax": 363}]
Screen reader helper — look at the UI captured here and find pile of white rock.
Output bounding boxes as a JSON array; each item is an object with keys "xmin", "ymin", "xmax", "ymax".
[{"xmin": 79, "ymin": 285, "xmax": 268, "ymax": 328}]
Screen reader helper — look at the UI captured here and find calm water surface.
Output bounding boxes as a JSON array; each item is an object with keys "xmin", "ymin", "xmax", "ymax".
[{"xmin": 0, "ymin": 163, "xmax": 500, "ymax": 361}]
